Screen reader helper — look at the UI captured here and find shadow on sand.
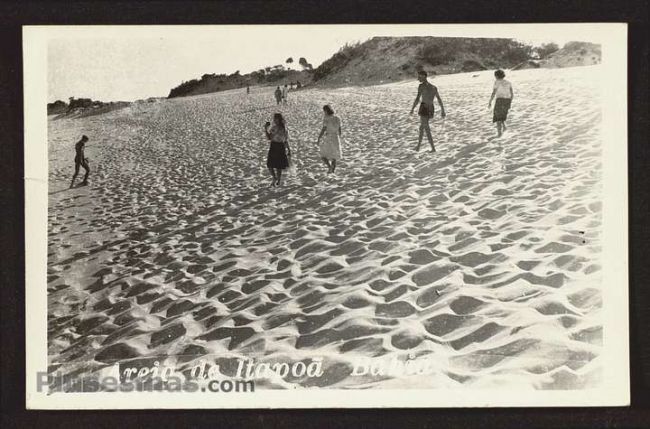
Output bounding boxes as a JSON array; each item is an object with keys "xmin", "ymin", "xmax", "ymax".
[{"xmin": 49, "ymin": 182, "xmax": 88, "ymax": 195}]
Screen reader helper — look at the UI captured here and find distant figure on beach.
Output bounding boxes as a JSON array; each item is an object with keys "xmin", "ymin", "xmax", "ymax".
[
  {"xmin": 410, "ymin": 70, "xmax": 446, "ymax": 152},
  {"xmin": 317, "ymin": 105, "xmax": 342, "ymax": 174},
  {"xmin": 246, "ymin": 84, "xmax": 250, "ymax": 94},
  {"xmin": 274, "ymin": 86, "xmax": 282, "ymax": 105},
  {"xmin": 70, "ymin": 135, "xmax": 90, "ymax": 188},
  {"xmin": 282, "ymin": 84, "xmax": 288, "ymax": 105},
  {"xmin": 488, "ymin": 69, "xmax": 514, "ymax": 137},
  {"xmin": 264, "ymin": 113, "xmax": 291, "ymax": 187}
]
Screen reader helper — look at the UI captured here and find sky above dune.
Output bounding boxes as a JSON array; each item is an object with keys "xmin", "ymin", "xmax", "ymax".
[{"xmin": 45, "ymin": 24, "xmax": 605, "ymax": 102}]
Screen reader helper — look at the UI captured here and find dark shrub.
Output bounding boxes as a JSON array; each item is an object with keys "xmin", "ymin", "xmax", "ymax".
[
  {"xmin": 461, "ymin": 60, "xmax": 485, "ymax": 72},
  {"xmin": 417, "ymin": 42, "xmax": 455, "ymax": 66},
  {"xmin": 534, "ymin": 42, "xmax": 559, "ymax": 59}
]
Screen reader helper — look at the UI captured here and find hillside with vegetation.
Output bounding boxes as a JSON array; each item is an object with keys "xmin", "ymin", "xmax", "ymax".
[
  {"xmin": 168, "ymin": 56, "xmax": 315, "ymax": 98},
  {"xmin": 537, "ymin": 41, "xmax": 601, "ymax": 68},
  {"xmin": 47, "ymin": 97, "xmax": 131, "ymax": 118},
  {"xmin": 311, "ymin": 37, "xmax": 600, "ymax": 86}
]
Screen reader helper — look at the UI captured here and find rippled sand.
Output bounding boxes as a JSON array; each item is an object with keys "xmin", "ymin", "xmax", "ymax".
[{"xmin": 47, "ymin": 66, "xmax": 603, "ymax": 389}]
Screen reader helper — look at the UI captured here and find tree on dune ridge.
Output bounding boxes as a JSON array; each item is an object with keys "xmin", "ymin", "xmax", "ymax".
[
  {"xmin": 534, "ymin": 42, "xmax": 560, "ymax": 59},
  {"xmin": 299, "ymin": 57, "xmax": 313, "ymax": 71}
]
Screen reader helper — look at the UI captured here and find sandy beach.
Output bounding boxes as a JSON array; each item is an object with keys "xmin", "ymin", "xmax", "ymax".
[{"xmin": 46, "ymin": 65, "xmax": 603, "ymax": 390}]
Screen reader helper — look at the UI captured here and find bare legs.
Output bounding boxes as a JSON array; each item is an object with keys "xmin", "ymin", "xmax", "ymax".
[
  {"xmin": 70, "ymin": 159, "xmax": 90, "ymax": 188},
  {"xmin": 322, "ymin": 157, "xmax": 331, "ymax": 173},
  {"xmin": 496, "ymin": 120, "xmax": 506, "ymax": 137},
  {"xmin": 321, "ymin": 157, "xmax": 337, "ymax": 174},
  {"xmin": 416, "ymin": 116, "xmax": 435, "ymax": 152},
  {"xmin": 269, "ymin": 168, "xmax": 283, "ymax": 186}
]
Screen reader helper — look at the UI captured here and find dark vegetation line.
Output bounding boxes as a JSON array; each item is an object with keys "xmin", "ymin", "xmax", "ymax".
[{"xmin": 168, "ymin": 56, "xmax": 314, "ymax": 98}]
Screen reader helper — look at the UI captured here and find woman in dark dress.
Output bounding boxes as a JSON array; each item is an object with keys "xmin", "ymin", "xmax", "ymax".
[{"xmin": 264, "ymin": 113, "xmax": 291, "ymax": 187}]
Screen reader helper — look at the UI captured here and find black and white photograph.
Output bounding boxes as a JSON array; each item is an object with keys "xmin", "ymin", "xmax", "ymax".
[{"xmin": 23, "ymin": 23, "xmax": 628, "ymax": 408}]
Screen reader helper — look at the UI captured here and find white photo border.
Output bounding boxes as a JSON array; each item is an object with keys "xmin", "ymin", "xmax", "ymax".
[{"xmin": 24, "ymin": 23, "xmax": 629, "ymax": 409}]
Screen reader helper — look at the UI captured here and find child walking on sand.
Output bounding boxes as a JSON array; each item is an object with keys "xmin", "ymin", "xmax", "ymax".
[
  {"xmin": 488, "ymin": 69, "xmax": 514, "ymax": 137},
  {"xmin": 264, "ymin": 113, "xmax": 291, "ymax": 187},
  {"xmin": 70, "ymin": 135, "xmax": 90, "ymax": 188},
  {"xmin": 274, "ymin": 86, "xmax": 282, "ymax": 105},
  {"xmin": 317, "ymin": 105, "xmax": 342, "ymax": 174}
]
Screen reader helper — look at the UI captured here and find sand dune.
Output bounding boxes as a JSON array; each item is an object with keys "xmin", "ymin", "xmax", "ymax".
[{"xmin": 47, "ymin": 66, "xmax": 603, "ymax": 390}]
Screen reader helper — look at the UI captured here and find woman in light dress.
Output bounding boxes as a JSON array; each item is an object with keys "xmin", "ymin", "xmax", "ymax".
[{"xmin": 316, "ymin": 105, "xmax": 342, "ymax": 174}]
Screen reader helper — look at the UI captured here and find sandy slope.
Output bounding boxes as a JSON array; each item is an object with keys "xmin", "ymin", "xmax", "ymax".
[{"xmin": 46, "ymin": 66, "xmax": 603, "ymax": 390}]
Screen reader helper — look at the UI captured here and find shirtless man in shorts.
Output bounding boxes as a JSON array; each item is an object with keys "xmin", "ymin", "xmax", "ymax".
[{"xmin": 410, "ymin": 70, "xmax": 446, "ymax": 152}]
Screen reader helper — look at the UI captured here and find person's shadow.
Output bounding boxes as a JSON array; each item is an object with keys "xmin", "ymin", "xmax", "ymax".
[
  {"xmin": 48, "ymin": 188, "xmax": 69, "ymax": 195},
  {"xmin": 48, "ymin": 183, "xmax": 87, "ymax": 195}
]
